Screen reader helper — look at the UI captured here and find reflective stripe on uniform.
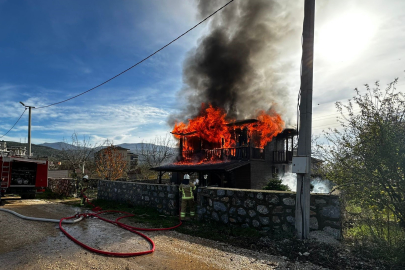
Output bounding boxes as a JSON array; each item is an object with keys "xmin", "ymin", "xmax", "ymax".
[{"xmin": 179, "ymin": 185, "xmax": 195, "ymax": 200}]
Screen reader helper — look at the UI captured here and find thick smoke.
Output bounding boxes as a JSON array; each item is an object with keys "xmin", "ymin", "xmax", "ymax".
[{"xmin": 169, "ymin": 0, "xmax": 302, "ymax": 125}]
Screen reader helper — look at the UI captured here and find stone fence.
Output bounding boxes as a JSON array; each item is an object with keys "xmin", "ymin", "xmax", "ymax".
[
  {"xmin": 97, "ymin": 180, "xmax": 341, "ymax": 239},
  {"xmin": 97, "ymin": 180, "xmax": 180, "ymax": 215},
  {"xmin": 197, "ymin": 187, "xmax": 341, "ymax": 239}
]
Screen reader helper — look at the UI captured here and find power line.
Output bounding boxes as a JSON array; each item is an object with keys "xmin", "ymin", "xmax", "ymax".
[
  {"xmin": 0, "ymin": 108, "xmax": 27, "ymax": 139},
  {"xmin": 312, "ymin": 109, "xmax": 361, "ymax": 120},
  {"xmin": 312, "ymin": 124, "xmax": 341, "ymax": 130},
  {"xmin": 35, "ymin": 0, "xmax": 235, "ymax": 110}
]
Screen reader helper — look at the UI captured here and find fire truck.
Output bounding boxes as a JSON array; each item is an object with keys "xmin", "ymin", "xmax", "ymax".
[{"xmin": 0, "ymin": 141, "xmax": 48, "ymax": 202}]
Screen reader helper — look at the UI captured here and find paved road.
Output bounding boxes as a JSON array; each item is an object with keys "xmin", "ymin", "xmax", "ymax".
[{"xmin": 0, "ymin": 199, "xmax": 324, "ymax": 270}]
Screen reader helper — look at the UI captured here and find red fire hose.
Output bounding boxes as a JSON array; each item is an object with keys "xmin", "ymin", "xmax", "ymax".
[{"xmin": 59, "ymin": 197, "xmax": 182, "ymax": 257}]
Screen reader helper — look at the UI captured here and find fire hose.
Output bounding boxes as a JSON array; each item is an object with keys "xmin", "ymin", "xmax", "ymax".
[
  {"xmin": 0, "ymin": 208, "xmax": 84, "ymax": 223},
  {"xmin": 59, "ymin": 196, "xmax": 182, "ymax": 257},
  {"xmin": 0, "ymin": 196, "xmax": 182, "ymax": 257}
]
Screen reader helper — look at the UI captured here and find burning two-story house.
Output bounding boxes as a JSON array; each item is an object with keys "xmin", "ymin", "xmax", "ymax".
[{"xmin": 152, "ymin": 105, "xmax": 296, "ymax": 189}]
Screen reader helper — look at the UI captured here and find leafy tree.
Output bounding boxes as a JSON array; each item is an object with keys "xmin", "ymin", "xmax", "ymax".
[
  {"xmin": 95, "ymin": 143, "xmax": 127, "ymax": 180},
  {"xmin": 263, "ymin": 174, "xmax": 291, "ymax": 191},
  {"xmin": 321, "ymin": 79, "xmax": 405, "ymax": 233}
]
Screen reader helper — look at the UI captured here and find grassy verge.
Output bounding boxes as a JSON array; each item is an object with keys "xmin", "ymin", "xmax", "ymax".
[
  {"xmin": 86, "ymin": 199, "xmax": 180, "ymax": 228},
  {"xmin": 79, "ymin": 199, "xmax": 264, "ymax": 248},
  {"xmin": 36, "ymin": 188, "xmax": 71, "ymax": 200},
  {"xmin": 345, "ymin": 221, "xmax": 405, "ymax": 264}
]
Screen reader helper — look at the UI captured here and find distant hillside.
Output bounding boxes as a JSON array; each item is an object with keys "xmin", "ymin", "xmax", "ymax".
[
  {"xmin": 40, "ymin": 142, "xmax": 70, "ymax": 150},
  {"xmin": 4, "ymin": 141, "xmax": 62, "ymax": 159},
  {"xmin": 39, "ymin": 142, "xmax": 171, "ymax": 153},
  {"xmin": 37, "ymin": 142, "xmax": 178, "ymax": 162},
  {"xmin": 118, "ymin": 143, "xmax": 156, "ymax": 153},
  {"xmin": 39, "ymin": 141, "xmax": 102, "ymax": 151},
  {"xmin": 1, "ymin": 141, "xmax": 177, "ymax": 161}
]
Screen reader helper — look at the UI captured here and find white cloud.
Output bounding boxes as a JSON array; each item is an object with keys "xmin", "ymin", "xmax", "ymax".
[{"xmin": 25, "ymin": 102, "xmax": 174, "ymax": 144}]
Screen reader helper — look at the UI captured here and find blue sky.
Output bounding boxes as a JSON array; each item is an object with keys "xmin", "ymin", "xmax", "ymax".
[{"xmin": 0, "ymin": 0, "xmax": 404, "ymax": 145}]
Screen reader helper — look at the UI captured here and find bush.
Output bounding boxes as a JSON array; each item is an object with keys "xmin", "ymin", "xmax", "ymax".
[
  {"xmin": 36, "ymin": 188, "xmax": 65, "ymax": 199},
  {"xmin": 263, "ymin": 174, "xmax": 291, "ymax": 191}
]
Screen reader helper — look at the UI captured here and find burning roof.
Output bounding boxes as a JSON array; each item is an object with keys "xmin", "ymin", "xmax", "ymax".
[{"xmin": 172, "ymin": 104, "xmax": 284, "ymax": 149}]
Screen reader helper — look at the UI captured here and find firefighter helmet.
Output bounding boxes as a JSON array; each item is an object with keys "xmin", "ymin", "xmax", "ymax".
[
  {"xmin": 83, "ymin": 175, "xmax": 89, "ymax": 180},
  {"xmin": 184, "ymin": 174, "xmax": 190, "ymax": 180}
]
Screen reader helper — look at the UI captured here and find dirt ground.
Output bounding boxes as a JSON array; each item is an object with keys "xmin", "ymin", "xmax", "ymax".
[{"xmin": 0, "ymin": 198, "xmax": 326, "ymax": 270}]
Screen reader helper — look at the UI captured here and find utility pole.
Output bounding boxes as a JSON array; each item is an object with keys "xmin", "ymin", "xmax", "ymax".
[
  {"xmin": 294, "ymin": 0, "xmax": 315, "ymax": 239},
  {"xmin": 20, "ymin": 102, "xmax": 35, "ymax": 157}
]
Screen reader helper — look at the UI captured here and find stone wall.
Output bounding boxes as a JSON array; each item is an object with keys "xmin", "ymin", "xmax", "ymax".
[
  {"xmin": 97, "ymin": 180, "xmax": 180, "ymax": 216},
  {"xmin": 97, "ymin": 181, "xmax": 341, "ymax": 239},
  {"xmin": 197, "ymin": 187, "xmax": 341, "ymax": 239}
]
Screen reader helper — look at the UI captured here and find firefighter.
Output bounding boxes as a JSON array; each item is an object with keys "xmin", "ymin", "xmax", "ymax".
[
  {"xmin": 179, "ymin": 174, "xmax": 198, "ymax": 221},
  {"xmin": 79, "ymin": 175, "xmax": 89, "ymax": 206}
]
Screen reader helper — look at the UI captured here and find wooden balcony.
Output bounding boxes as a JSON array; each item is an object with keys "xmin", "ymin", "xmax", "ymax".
[
  {"xmin": 272, "ymin": 151, "xmax": 293, "ymax": 164},
  {"xmin": 182, "ymin": 146, "xmax": 265, "ymax": 161}
]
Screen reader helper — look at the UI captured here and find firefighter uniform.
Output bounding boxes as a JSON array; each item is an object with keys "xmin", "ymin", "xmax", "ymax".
[{"xmin": 179, "ymin": 174, "xmax": 196, "ymax": 220}]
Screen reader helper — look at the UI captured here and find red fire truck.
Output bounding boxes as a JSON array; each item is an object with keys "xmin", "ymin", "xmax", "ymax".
[{"xmin": 1, "ymin": 145, "xmax": 48, "ymax": 201}]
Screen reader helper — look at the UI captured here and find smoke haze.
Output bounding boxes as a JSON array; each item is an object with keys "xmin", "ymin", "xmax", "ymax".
[{"xmin": 169, "ymin": 0, "xmax": 303, "ymax": 125}]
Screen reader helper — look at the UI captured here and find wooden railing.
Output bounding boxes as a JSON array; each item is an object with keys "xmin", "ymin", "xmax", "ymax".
[
  {"xmin": 181, "ymin": 146, "xmax": 265, "ymax": 161},
  {"xmin": 272, "ymin": 151, "xmax": 293, "ymax": 163}
]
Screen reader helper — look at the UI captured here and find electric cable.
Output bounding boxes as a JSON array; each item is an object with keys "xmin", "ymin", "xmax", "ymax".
[
  {"xmin": 34, "ymin": 0, "xmax": 235, "ymax": 110},
  {"xmin": 0, "ymin": 108, "xmax": 27, "ymax": 139},
  {"xmin": 312, "ymin": 109, "xmax": 361, "ymax": 120}
]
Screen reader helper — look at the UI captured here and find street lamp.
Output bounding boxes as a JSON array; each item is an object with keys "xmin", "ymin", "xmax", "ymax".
[{"xmin": 20, "ymin": 101, "xmax": 35, "ymax": 157}]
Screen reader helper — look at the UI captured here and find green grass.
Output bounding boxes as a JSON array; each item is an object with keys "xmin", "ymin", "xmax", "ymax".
[
  {"xmin": 344, "ymin": 209, "xmax": 405, "ymax": 265},
  {"xmin": 36, "ymin": 188, "xmax": 70, "ymax": 199},
  {"xmin": 88, "ymin": 199, "xmax": 180, "ymax": 228},
  {"xmin": 81, "ymin": 199, "xmax": 264, "ymax": 247}
]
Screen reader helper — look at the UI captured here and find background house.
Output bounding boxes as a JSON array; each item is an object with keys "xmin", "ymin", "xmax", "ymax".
[{"xmin": 95, "ymin": 146, "xmax": 138, "ymax": 177}]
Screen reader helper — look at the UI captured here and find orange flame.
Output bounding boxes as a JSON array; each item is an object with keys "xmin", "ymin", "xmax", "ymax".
[
  {"xmin": 173, "ymin": 104, "xmax": 231, "ymax": 145},
  {"xmin": 172, "ymin": 104, "xmax": 284, "ymax": 150},
  {"xmin": 254, "ymin": 110, "xmax": 285, "ymax": 148}
]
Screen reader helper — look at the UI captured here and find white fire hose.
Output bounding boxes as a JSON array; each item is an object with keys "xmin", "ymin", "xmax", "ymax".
[{"xmin": 0, "ymin": 208, "xmax": 84, "ymax": 224}]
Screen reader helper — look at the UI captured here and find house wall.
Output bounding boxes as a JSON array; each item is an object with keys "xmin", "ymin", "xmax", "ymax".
[
  {"xmin": 231, "ymin": 165, "xmax": 251, "ymax": 189},
  {"xmin": 97, "ymin": 181, "xmax": 342, "ymax": 239},
  {"xmin": 249, "ymin": 143, "xmax": 275, "ymax": 189},
  {"xmin": 95, "ymin": 147, "xmax": 136, "ymax": 173},
  {"xmin": 250, "ymin": 160, "xmax": 272, "ymax": 189},
  {"xmin": 48, "ymin": 170, "xmax": 70, "ymax": 178}
]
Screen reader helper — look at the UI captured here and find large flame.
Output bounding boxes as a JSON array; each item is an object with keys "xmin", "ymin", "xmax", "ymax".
[
  {"xmin": 173, "ymin": 104, "xmax": 230, "ymax": 146},
  {"xmin": 254, "ymin": 110, "xmax": 285, "ymax": 148},
  {"xmin": 172, "ymin": 104, "xmax": 284, "ymax": 149}
]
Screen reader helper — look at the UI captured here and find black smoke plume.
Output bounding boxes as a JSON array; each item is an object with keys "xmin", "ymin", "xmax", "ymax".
[{"xmin": 169, "ymin": 0, "xmax": 301, "ymax": 125}]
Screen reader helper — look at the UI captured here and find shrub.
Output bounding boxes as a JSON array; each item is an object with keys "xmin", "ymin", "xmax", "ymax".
[{"xmin": 263, "ymin": 174, "xmax": 291, "ymax": 191}]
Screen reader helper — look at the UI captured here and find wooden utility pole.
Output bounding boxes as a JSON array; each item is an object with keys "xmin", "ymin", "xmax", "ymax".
[{"xmin": 295, "ymin": 0, "xmax": 315, "ymax": 239}]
